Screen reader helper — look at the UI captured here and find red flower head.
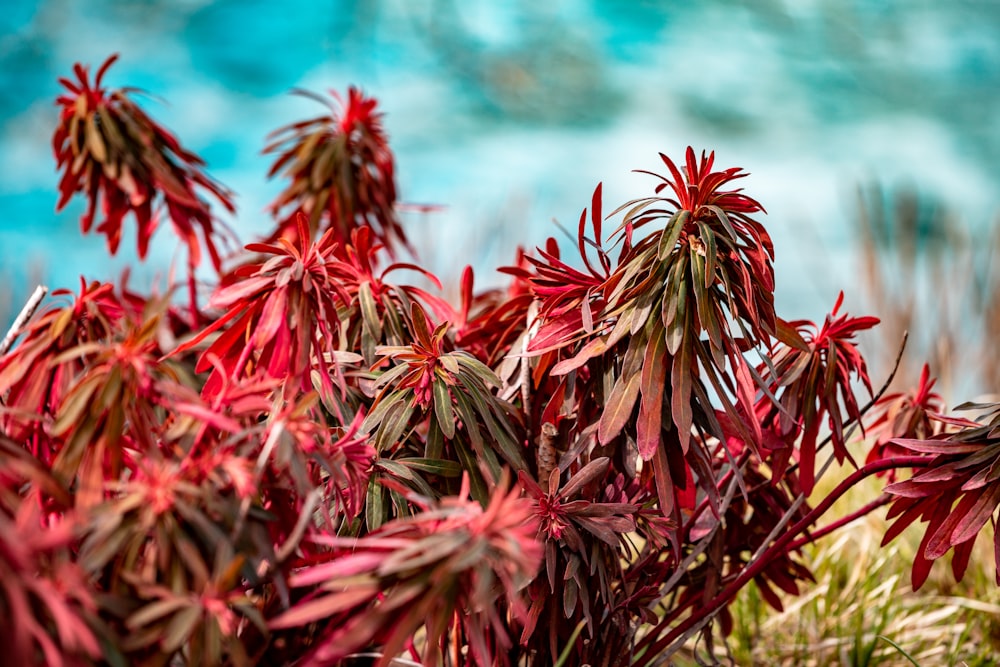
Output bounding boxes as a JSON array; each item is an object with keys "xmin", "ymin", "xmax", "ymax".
[
  {"xmin": 865, "ymin": 364, "xmax": 946, "ymax": 480},
  {"xmin": 172, "ymin": 213, "xmax": 350, "ymax": 402},
  {"xmin": 53, "ymin": 55, "xmax": 235, "ymax": 316},
  {"xmin": 649, "ymin": 147, "xmax": 765, "ymax": 218},
  {"xmin": 518, "ymin": 458, "xmax": 637, "ymax": 552},
  {"xmin": 764, "ymin": 292, "xmax": 879, "ymax": 494},
  {"xmin": 265, "ymin": 86, "xmax": 403, "ymax": 253}
]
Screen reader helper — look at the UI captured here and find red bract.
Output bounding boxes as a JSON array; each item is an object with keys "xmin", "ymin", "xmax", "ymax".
[
  {"xmin": 640, "ymin": 147, "xmax": 766, "ymax": 217},
  {"xmin": 53, "ymin": 55, "xmax": 235, "ymax": 317},
  {"xmin": 762, "ymin": 292, "xmax": 879, "ymax": 494},
  {"xmin": 519, "ymin": 458, "xmax": 637, "ymax": 550},
  {"xmin": 865, "ymin": 363, "xmax": 946, "ymax": 480},
  {"xmin": 265, "ymin": 86, "xmax": 403, "ymax": 252},
  {"xmin": 456, "ymin": 259, "xmax": 536, "ymax": 367},
  {"xmin": 173, "ymin": 214, "xmax": 350, "ymax": 402},
  {"xmin": 883, "ymin": 401, "xmax": 1000, "ymax": 589},
  {"xmin": 324, "ymin": 225, "xmax": 453, "ymax": 366}
]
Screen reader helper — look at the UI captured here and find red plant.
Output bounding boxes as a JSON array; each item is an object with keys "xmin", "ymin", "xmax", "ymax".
[
  {"xmin": 7, "ymin": 56, "xmax": 1000, "ymax": 666},
  {"xmin": 173, "ymin": 213, "xmax": 350, "ymax": 402},
  {"xmin": 882, "ymin": 401, "xmax": 1000, "ymax": 589},
  {"xmin": 265, "ymin": 86, "xmax": 403, "ymax": 251},
  {"xmin": 269, "ymin": 474, "xmax": 541, "ymax": 666},
  {"xmin": 0, "ymin": 439, "xmax": 98, "ymax": 667},
  {"xmin": 519, "ymin": 150, "xmax": 778, "ymax": 535},
  {"xmin": 53, "ymin": 55, "xmax": 235, "ymax": 318},
  {"xmin": 865, "ymin": 363, "xmax": 946, "ymax": 479},
  {"xmin": 761, "ymin": 291, "xmax": 880, "ymax": 494}
]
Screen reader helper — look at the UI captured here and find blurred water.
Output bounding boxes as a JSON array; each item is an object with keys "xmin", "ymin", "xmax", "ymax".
[{"xmin": 2, "ymin": 0, "xmax": 998, "ymax": 329}]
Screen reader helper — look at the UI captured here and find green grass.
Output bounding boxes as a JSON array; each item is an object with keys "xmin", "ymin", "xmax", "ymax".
[{"xmin": 710, "ymin": 474, "xmax": 1000, "ymax": 666}]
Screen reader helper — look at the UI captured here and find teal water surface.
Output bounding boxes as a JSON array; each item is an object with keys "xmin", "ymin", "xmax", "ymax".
[{"xmin": 1, "ymin": 0, "xmax": 998, "ymax": 325}]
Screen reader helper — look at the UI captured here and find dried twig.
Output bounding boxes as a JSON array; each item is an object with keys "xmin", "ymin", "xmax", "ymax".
[{"xmin": 0, "ymin": 285, "xmax": 47, "ymax": 356}]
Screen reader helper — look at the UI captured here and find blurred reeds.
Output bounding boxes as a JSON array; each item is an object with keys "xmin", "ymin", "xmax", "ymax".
[{"xmin": 854, "ymin": 183, "xmax": 1000, "ymax": 403}]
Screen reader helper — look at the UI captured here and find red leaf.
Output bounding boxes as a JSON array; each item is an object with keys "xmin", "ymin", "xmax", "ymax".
[
  {"xmin": 637, "ymin": 333, "xmax": 667, "ymax": 460},
  {"xmin": 598, "ymin": 372, "xmax": 640, "ymax": 446},
  {"xmin": 671, "ymin": 334, "xmax": 693, "ymax": 453}
]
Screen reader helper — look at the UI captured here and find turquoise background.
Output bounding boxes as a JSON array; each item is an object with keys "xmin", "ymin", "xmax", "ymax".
[{"xmin": 2, "ymin": 1, "xmax": 998, "ymax": 326}]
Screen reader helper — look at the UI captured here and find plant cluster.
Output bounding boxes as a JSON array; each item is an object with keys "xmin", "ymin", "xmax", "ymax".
[{"xmin": 2, "ymin": 55, "xmax": 999, "ymax": 666}]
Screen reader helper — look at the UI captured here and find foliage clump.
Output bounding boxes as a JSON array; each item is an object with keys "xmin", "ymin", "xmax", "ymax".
[{"xmin": 2, "ymin": 55, "xmax": 999, "ymax": 666}]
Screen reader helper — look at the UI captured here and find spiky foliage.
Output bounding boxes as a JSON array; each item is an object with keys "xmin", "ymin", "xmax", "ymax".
[
  {"xmin": 759, "ymin": 292, "xmax": 880, "ymax": 494},
  {"xmin": 883, "ymin": 401, "xmax": 1000, "ymax": 589},
  {"xmin": 265, "ymin": 86, "xmax": 403, "ymax": 251},
  {"xmin": 5, "ymin": 55, "xmax": 1000, "ymax": 667},
  {"xmin": 53, "ymin": 55, "xmax": 235, "ymax": 318}
]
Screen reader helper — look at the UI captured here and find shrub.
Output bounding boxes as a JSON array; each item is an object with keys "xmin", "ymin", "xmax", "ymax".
[{"xmin": 1, "ymin": 55, "xmax": 997, "ymax": 666}]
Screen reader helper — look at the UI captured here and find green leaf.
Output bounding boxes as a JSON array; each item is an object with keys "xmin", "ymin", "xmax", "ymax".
[
  {"xmin": 397, "ymin": 458, "xmax": 463, "ymax": 477},
  {"xmin": 375, "ymin": 399, "xmax": 414, "ymax": 452},
  {"xmin": 555, "ymin": 621, "xmax": 588, "ymax": 667},
  {"xmin": 127, "ymin": 597, "xmax": 189, "ymax": 630},
  {"xmin": 358, "ymin": 281, "xmax": 383, "ymax": 341},
  {"xmin": 462, "ymin": 381, "xmax": 526, "ymax": 470},
  {"xmin": 452, "ymin": 390, "xmax": 502, "ymax": 483},
  {"xmin": 658, "ymin": 210, "xmax": 688, "ymax": 261},
  {"xmin": 377, "ymin": 459, "xmax": 438, "ymax": 498},
  {"xmin": 80, "ymin": 524, "xmax": 131, "ymax": 571},
  {"xmin": 454, "ymin": 353, "xmax": 501, "ymax": 387},
  {"xmin": 665, "ymin": 265, "xmax": 688, "ymax": 356},
  {"xmin": 425, "ymin": 418, "xmax": 445, "ymax": 460},
  {"xmin": 704, "ymin": 204, "xmax": 739, "ymax": 241},
  {"xmin": 162, "ymin": 604, "xmax": 201, "ymax": 653},
  {"xmin": 452, "ymin": 437, "xmax": 490, "ymax": 505},
  {"xmin": 432, "ymin": 379, "xmax": 456, "ymax": 439},
  {"xmin": 366, "ymin": 475, "xmax": 386, "ymax": 531},
  {"xmin": 697, "ymin": 221, "xmax": 717, "ymax": 289},
  {"xmin": 51, "ymin": 375, "xmax": 100, "ymax": 436},
  {"xmin": 371, "ymin": 363, "xmax": 411, "ymax": 392},
  {"xmin": 361, "ymin": 387, "xmax": 409, "ymax": 432}
]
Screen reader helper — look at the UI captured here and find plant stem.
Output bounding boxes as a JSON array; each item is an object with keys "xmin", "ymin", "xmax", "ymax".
[
  {"xmin": 635, "ymin": 455, "xmax": 931, "ymax": 663},
  {"xmin": 785, "ymin": 493, "xmax": 893, "ymax": 552}
]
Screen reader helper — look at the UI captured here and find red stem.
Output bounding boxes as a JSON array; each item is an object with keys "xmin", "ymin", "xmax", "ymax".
[
  {"xmin": 635, "ymin": 455, "xmax": 931, "ymax": 661},
  {"xmin": 784, "ymin": 493, "xmax": 893, "ymax": 552},
  {"xmin": 680, "ymin": 450, "xmax": 750, "ymax": 536}
]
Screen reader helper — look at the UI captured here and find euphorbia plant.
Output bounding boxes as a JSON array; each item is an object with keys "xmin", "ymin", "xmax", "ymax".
[
  {"xmin": 53, "ymin": 55, "xmax": 236, "ymax": 321},
  {"xmin": 2, "ymin": 55, "xmax": 998, "ymax": 666}
]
